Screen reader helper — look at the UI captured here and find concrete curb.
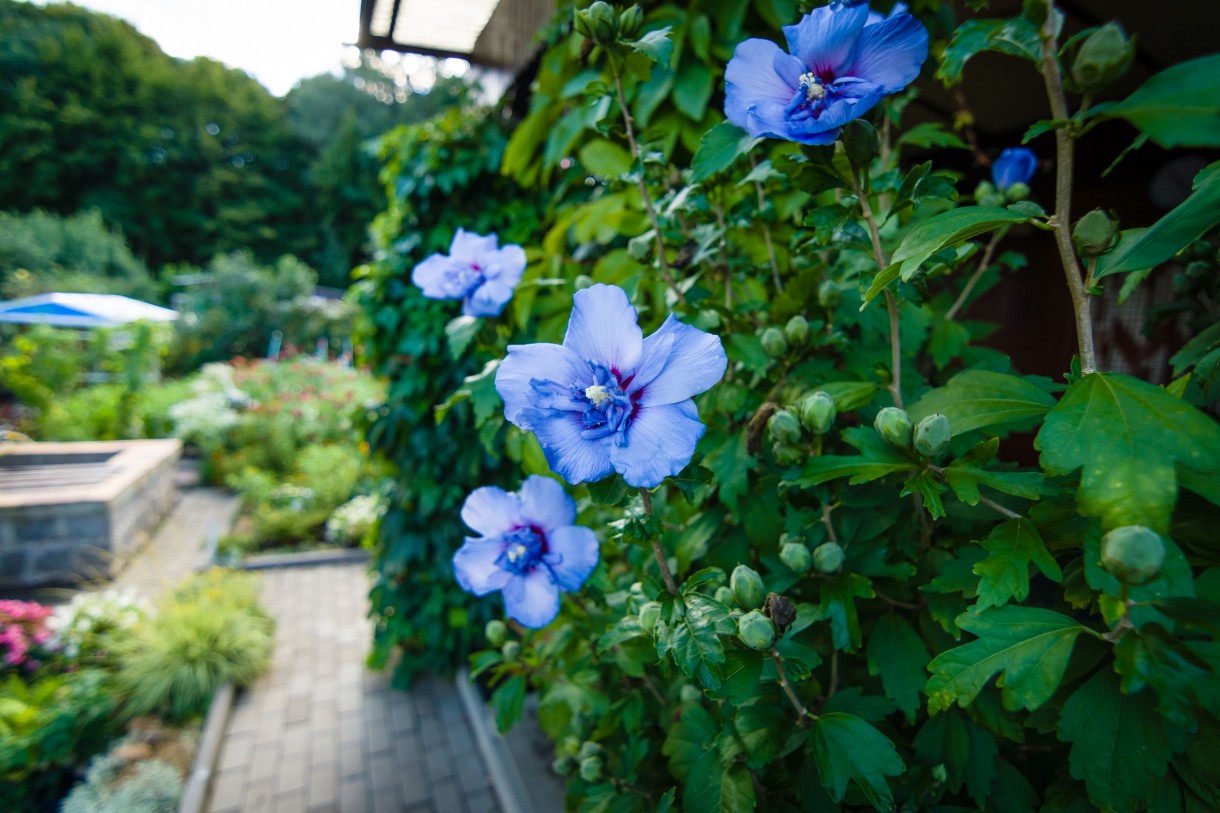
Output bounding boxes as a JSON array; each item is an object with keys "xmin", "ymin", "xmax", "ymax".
[
  {"xmin": 455, "ymin": 668, "xmax": 535, "ymax": 813},
  {"xmin": 178, "ymin": 682, "xmax": 235, "ymax": 813},
  {"xmin": 240, "ymin": 548, "xmax": 369, "ymax": 571}
]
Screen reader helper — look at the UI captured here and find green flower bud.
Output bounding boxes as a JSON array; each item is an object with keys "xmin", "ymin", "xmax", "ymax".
[
  {"xmin": 579, "ymin": 756, "xmax": 605, "ymax": 783},
  {"xmin": 768, "ymin": 409, "xmax": 801, "ymax": 445},
  {"xmin": 484, "ymin": 619, "xmax": 507, "ymax": 648},
  {"xmin": 784, "ymin": 315, "xmax": 810, "ymax": 346},
  {"xmin": 772, "ymin": 442, "xmax": 803, "ymax": 467},
  {"xmin": 587, "ymin": 1, "xmax": 618, "ymax": 44},
  {"xmin": 553, "ymin": 755, "xmax": 576, "ymax": 776},
  {"xmin": 638, "ymin": 601, "xmax": 661, "ymax": 633},
  {"xmin": 813, "ymin": 542, "xmax": 845, "ymax": 573},
  {"xmin": 842, "ymin": 119, "xmax": 880, "ymax": 168},
  {"xmin": 780, "ymin": 541, "xmax": 813, "ymax": 573},
  {"xmin": 572, "ymin": 9, "xmax": 593, "ymax": 37},
  {"xmin": 578, "ymin": 741, "xmax": 605, "ymax": 761},
  {"xmin": 817, "ymin": 280, "xmax": 841, "ymax": 310},
  {"xmin": 730, "ymin": 564, "xmax": 765, "ymax": 609},
  {"xmin": 679, "ymin": 684, "xmax": 703, "ymax": 705},
  {"xmin": 1100, "ymin": 525, "xmax": 1166, "ymax": 586},
  {"xmin": 798, "ymin": 391, "xmax": 836, "ymax": 435},
  {"xmin": 1072, "ymin": 209, "xmax": 1119, "ymax": 257},
  {"xmin": 714, "ymin": 586, "xmax": 736, "ymax": 607},
  {"xmin": 1004, "ymin": 181, "xmax": 1031, "ymax": 202},
  {"xmin": 627, "ymin": 233, "xmax": 652, "ymax": 261},
  {"xmin": 738, "ymin": 609, "xmax": 776, "ymax": 651},
  {"xmin": 913, "ymin": 413, "xmax": 951, "ymax": 458},
  {"xmin": 1071, "ymin": 23, "xmax": 1134, "ymax": 93},
  {"xmin": 618, "ymin": 5, "xmax": 643, "ymax": 39},
  {"xmin": 760, "ymin": 326, "xmax": 789, "ymax": 358},
  {"xmin": 875, "ymin": 407, "xmax": 913, "ymax": 450},
  {"xmin": 931, "ymin": 764, "xmax": 948, "ymax": 784},
  {"xmin": 501, "ymin": 641, "xmax": 520, "ymax": 661},
  {"xmin": 629, "ymin": 581, "xmax": 644, "ymax": 595}
]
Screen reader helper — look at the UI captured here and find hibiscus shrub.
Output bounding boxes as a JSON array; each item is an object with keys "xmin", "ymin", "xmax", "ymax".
[{"xmin": 359, "ymin": 1, "xmax": 1220, "ymax": 811}]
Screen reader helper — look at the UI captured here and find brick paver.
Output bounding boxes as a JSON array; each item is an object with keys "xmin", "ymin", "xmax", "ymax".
[{"xmin": 206, "ymin": 563, "xmax": 501, "ymax": 813}]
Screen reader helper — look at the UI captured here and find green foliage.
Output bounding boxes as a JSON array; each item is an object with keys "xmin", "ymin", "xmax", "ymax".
[
  {"xmin": 0, "ymin": 209, "xmax": 156, "ymax": 299},
  {"xmin": 0, "ymin": 669, "xmax": 121, "ymax": 811},
  {"xmin": 361, "ymin": 2, "xmax": 1220, "ymax": 811},
  {"xmin": 116, "ymin": 569, "xmax": 273, "ymax": 720},
  {"xmin": 60, "ymin": 751, "xmax": 183, "ymax": 813}
]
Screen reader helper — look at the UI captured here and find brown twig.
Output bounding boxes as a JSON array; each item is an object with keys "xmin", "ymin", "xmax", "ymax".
[
  {"xmin": 640, "ymin": 489, "xmax": 677, "ymax": 595},
  {"xmin": 769, "ymin": 647, "xmax": 811, "ymax": 724},
  {"xmin": 853, "ymin": 170, "xmax": 904, "ymax": 408},
  {"xmin": 946, "ymin": 230, "xmax": 1004, "ymax": 321}
]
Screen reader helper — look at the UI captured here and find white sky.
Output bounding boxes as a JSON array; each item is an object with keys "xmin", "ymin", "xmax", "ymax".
[{"xmin": 34, "ymin": 0, "xmax": 363, "ymax": 96}]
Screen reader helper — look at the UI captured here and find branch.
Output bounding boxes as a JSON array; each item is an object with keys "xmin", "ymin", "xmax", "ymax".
[
  {"xmin": 751, "ymin": 156, "xmax": 783, "ymax": 293},
  {"xmin": 640, "ymin": 489, "xmax": 677, "ymax": 595},
  {"xmin": 769, "ymin": 647, "xmax": 811, "ymax": 724},
  {"xmin": 946, "ymin": 229, "xmax": 1004, "ymax": 321},
  {"xmin": 1038, "ymin": 1, "xmax": 1098, "ymax": 374},
  {"xmin": 853, "ymin": 170, "xmax": 904, "ymax": 408}
]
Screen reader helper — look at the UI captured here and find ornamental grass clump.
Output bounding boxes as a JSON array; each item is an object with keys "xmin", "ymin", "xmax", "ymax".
[{"xmin": 116, "ymin": 570, "xmax": 273, "ymax": 721}]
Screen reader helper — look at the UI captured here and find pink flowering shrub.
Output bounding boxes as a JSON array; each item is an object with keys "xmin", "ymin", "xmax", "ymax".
[{"xmin": 0, "ymin": 600, "xmax": 55, "ymax": 672}]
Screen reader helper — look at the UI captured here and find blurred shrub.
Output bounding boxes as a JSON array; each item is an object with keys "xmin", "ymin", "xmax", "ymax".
[
  {"xmin": 60, "ymin": 752, "xmax": 182, "ymax": 813},
  {"xmin": 46, "ymin": 589, "xmax": 151, "ymax": 669}
]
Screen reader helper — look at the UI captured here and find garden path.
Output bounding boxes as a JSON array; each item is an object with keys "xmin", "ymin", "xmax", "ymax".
[{"xmin": 205, "ymin": 562, "xmax": 502, "ymax": 813}]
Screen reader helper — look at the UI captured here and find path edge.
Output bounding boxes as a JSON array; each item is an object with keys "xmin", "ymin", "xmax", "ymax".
[
  {"xmin": 178, "ymin": 681, "xmax": 235, "ymax": 813},
  {"xmin": 455, "ymin": 667, "xmax": 535, "ymax": 813}
]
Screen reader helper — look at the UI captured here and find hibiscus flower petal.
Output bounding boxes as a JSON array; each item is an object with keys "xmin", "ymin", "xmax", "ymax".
[
  {"xmin": 610, "ymin": 400, "xmax": 705, "ymax": 488},
  {"xmin": 725, "ymin": 39, "xmax": 795, "ymax": 131},
  {"xmin": 848, "ymin": 10, "xmax": 929, "ymax": 92},
  {"xmin": 449, "ymin": 228, "xmax": 500, "ymax": 261},
  {"xmin": 531, "ymin": 410, "xmax": 616, "ymax": 485},
  {"xmin": 518, "ymin": 475, "xmax": 577, "ymax": 533},
  {"xmin": 411, "ymin": 254, "xmax": 460, "ymax": 299},
  {"xmin": 453, "ymin": 537, "xmax": 512, "ymax": 596},
  {"xmin": 461, "ymin": 486, "xmax": 521, "ymax": 536},
  {"xmin": 503, "ymin": 568, "xmax": 561, "ymax": 629},
  {"xmin": 562, "ymin": 284, "xmax": 643, "ymax": 374},
  {"xmin": 782, "ymin": 3, "xmax": 869, "ymax": 78},
  {"xmin": 631, "ymin": 316, "xmax": 728, "ymax": 407},
  {"xmin": 492, "ymin": 243, "xmax": 527, "ymax": 287},
  {"xmin": 465, "ymin": 280, "xmax": 515, "ymax": 317},
  {"xmin": 496, "ymin": 343, "xmax": 587, "ymax": 426},
  {"xmin": 545, "ymin": 525, "xmax": 600, "ymax": 592}
]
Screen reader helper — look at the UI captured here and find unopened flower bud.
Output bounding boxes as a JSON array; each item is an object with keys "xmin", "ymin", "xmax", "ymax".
[
  {"xmin": 798, "ymin": 391, "xmax": 836, "ymax": 435},
  {"xmin": 553, "ymin": 755, "xmax": 576, "ymax": 776},
  {"xmin": 1004, "ymin": 181, "xmax": 1031, "ymax": 201},
  {"xmin": 914, "ymin": 413, "xmax": 951, "ymax": 458},
  {"xmin": 1073, "ymin": 209, "xmax": 1119, "ymax": 257},
  {"xmin": 761, "ymin": 326, "xmax": 789, "ymax": 358},
  {"xmin": 730, "ymin": 565, "xmax": 765, "ymax": 609},
  {"xmin": 501, "ymin": 641, "xmax": 520, "ymax": 661},
  {"xmin": 1101, "ymin": 525, "xmax": 1165, "ymax": 585},
  {"xmin": 737, "ymin": 610, "xmax": 776, "ymax": 651},
  {"xmin": 572, "ymin": 10, "xmax": 593, "ymax": 37},
  {"xmin": 772, "ymin": 442, "xmax": 803, "ymax": 467},
  {"xmin": 768, "ymin": 409, "xmax": 801, "ymax": 445},
  {"xmin": 1071, "ymin": 23, "xmax": 1134, "ymax": 92},
  {"xmin": 813, "ymin": 542, "xmax": 845, "ymax": 573},
  {"xmin": 587, "ymin": 1, "xmax": 618, "ymax": 44},
  {"xmin": 627, "ymin": 233, "xmax": 652, "ymax": 261},
  {"xmin": 931, "ymin": 764, "xmax": 948, "ymax": 784},
  {"xmin": 618, "ymin": 5, "xmax": 644, "ymax": 39},
  {"xmin": 680, "ymin": 684, "xmax": 703, "ymax": 704},
  {"xmin": 817, "ymin": 280, "xmax": 841, "ymax": 310},
  {"xmin": 714, "ymin": 586, "xmax": 736, "ymax": 607},
  {"xmin": 579, "ymin": 756, "xmax": 605, "ymax": 783},
  {"xmin": 484, "ymin": 619, "xmax": 507, "ymax": 648},
  {"xmin": 780, "ymin": 542, "xmax": 813, "ymax": 573},
  {"xmin": 785, "ymin": 315, "xmax": 810, "ymax": 346},
  {"xmin": 638, "ymin": 601, "xmax": 661, "ymax": 633},
  {"xmin": 875, "ymin": 407, "xmax": 913, "ymax": 450},
  {"xmin": 578, "ymin": 741, "xmax": 605, "ymax": 761}
]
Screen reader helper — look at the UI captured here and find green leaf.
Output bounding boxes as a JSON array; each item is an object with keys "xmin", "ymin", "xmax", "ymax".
[
  {"xmin": 669, "ymin": 463, "xmax": 714, "ymax": 503},
  {"xmin": 628, "ymin": 27, "xmax": 674, "ymax": 65},
  {"xmin": 864, "ymin": 207, "xmax": 1033, "ymax": 303},
  {"xmin": 578, "ymin": 138, "xmax": 632, "ymax": 176},
  {"xmin": 909, "ymin": 370, "xmax": 1056, "ymax": 435},
  {"xmin": 867, "ymin": 613, "xmax": 931, "ymax": 722},
  {"xmin": 1059, "ymin": 669, "xmax": 1188, "ymax": 812},
  {"xmin": 1102, "ymin": 54, "xmax": 1220, "ymax": 148},
  {"xmin": 895, "ymin": 122, "xmax": 969, "ymax": 151},
  {"xmin": 734, "ymin": 703, "xmax": 790, "ymax": 769},
  {"xmin": 945, "ymin": 438, "xmax": 1048, "ymax": 505},
  {"xmin": 685, "ymin": 755, "xmax": 757, "ymax": 813},
  {"xmin": 811, "ymin": 713, "xmax": 905, "ymax": 812},
  {"xmin": 673, "ymin": 58, "xmax": 714, "ymax": 121},
  {"xmin": 818, "ymin": 380, "xmax": 880, "ymax": 411},
  {"xmin": 444, "ymin": 315, "xmax": 480, "ymax": 359},
  {"xmin": 1094, "ymin": 162, "xmax": 1220, "ymax": 279},
  {"xmin": 690, "ymin": 122, "xmax": 760, "ymax": 181},
  {"xmin": 798, "ymin": 456, "xmax": 917, "ymax": 486},
  {"xmin": 818, "ymin": 572, "xmax": 874, "ymax": 651},
  {"xmin": 716, "ymin": 649, "xmax": 764, "ymax": 705},
  {"xmin": 663, "ymin": 703, "xmax": 718, "ymax": 780},
  {"xmin": 937, "ymin": 17, "xmax": 1042, "ymax": 84},
  {"xmin": 1036, "ymin": 372, "xmax": 1220, "ymax": 532},
  {"xmin": 912, "ymin": 709, "xmax": 999, "ymax": 806},
  {"xmin": 973, "ymin": 519, "xmax": 1062, "ymax": 609},
  {"xmin": 492, "ymin": 674, "xmax": 526, "ymax": 732},
  {"xmin": 925, "ymin": 605, "xmax": 1089, "ymax": 713},
  {"xmin": 658, "ymin": 594, "xmax": 735, "ymax": 690}
]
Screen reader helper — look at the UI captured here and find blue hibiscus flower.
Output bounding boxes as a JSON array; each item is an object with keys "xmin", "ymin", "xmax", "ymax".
[
  {"xmin": 411, "ymin": 228, "xmax": 527, "ymax": 317},
  {"xmin": 453, "ymin": 476, "xmax": 599, "ymax": 629},
  {"xmin": 495, "ymin": 284, "xmax": 727, "ymax": 489},
  {"xmin": 992, "ymin": 147, "xmax": 1038, "ymax": 190},
  {"xmin": 725, "ymin": 1, "xmax": 928, "ymax": 145}
]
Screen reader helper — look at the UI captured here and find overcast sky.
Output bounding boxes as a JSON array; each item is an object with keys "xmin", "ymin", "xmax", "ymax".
[{"xmin": 35, "ymin": 0, "xmax": 363, "ymax": 96}]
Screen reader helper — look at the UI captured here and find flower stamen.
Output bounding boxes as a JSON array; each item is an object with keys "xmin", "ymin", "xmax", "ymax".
[{"xmin": 799, "ymin": 72, "xmax": 826, "ymax": 101}]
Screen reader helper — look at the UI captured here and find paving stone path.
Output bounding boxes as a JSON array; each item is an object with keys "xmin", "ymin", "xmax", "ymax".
[{"xmin": 205, "ymin": 562, "xmax": 502, "ymax": 813}]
